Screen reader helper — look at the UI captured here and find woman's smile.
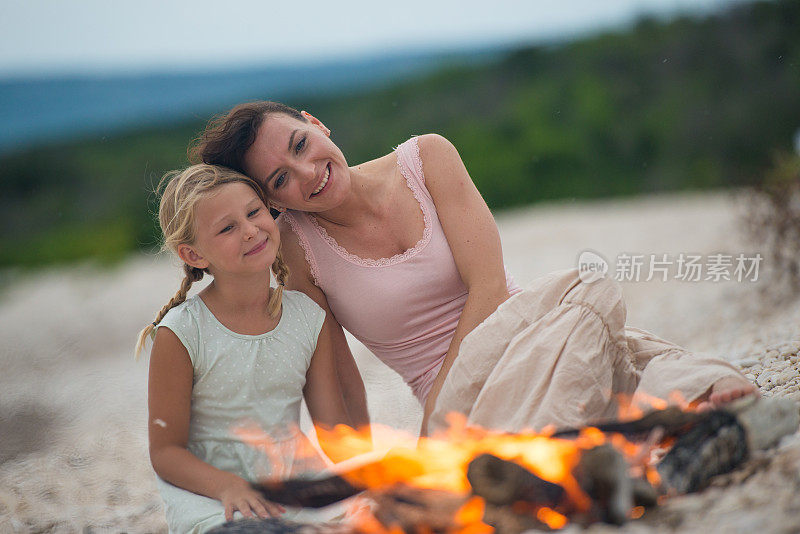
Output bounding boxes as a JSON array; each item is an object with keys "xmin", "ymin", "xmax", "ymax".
[
  {"xmin": 310, "ymin": 162, "xmax": 332, "ymax": 198},
  {"xmin": 243, "ymin": 114, "xmax": 351, "ymax": 213}
]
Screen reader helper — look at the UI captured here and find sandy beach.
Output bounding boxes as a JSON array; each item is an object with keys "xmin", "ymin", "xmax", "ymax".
[{"xmin": 1, "ymin": 190, "xmax": 799, "ymax": 533}]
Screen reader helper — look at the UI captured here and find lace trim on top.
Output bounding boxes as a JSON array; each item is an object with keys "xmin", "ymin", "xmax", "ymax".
[
  {"xmin": 282, "ymin": 212, "xmax": 322, "ymax": 287},
  {"xmin": 307, "ymin": 137, "xmax": 433, "ymax": 267}
]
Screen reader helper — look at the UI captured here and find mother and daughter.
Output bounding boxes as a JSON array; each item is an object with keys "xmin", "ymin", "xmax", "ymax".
[{"xmin": 137, "ymin": 100, "xmax": 756, "ymax": 532}]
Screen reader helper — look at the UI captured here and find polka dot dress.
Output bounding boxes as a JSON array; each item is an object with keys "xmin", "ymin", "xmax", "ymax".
[{"xmin": 154, "ymin": 291, "xmax": 326, "ymax": 533}]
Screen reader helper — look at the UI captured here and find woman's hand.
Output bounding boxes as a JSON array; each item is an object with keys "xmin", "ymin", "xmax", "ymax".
[
  {"xmin": 217, "ymin": 475, "xmax": 285, "ymax": 521},
  {"xmin": 304, "ymin": 310, "xmax": 373, "ymax": 461}
]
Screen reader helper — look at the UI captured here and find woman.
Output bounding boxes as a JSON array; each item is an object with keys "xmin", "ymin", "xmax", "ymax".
[{"xmin": 191, "ymin": 101, "xmax": 756, "ymax": 435}]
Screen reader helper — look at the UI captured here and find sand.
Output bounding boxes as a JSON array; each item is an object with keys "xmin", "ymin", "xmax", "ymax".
[{"xmin": 1, "ymin": 190, "xmax": 799, "ymax": 533}]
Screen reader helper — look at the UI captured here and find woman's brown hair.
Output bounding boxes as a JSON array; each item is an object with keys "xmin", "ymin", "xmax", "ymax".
[{"xmin": 189, "ymin": 101, "xmax": 306, "ymax": 174}]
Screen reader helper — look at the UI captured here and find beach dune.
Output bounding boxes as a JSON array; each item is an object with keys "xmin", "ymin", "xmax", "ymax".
[{"xmin": 1, "ymin": 191, "xmax": 799, "ymax": 533}]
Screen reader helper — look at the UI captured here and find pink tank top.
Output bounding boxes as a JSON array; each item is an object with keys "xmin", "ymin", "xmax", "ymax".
[{"xmin": 282, "ymin": 137, "xmax": 521, "ymax": 403}]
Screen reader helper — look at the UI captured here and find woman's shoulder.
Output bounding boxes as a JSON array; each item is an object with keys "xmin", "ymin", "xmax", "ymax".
[
  {"xmin": 414, "ymin": 134, "xmax": 459, "ymax": 164},
  {"xmin": 413, "ymin": 134, "xmax": 467, "ymax": 193}
]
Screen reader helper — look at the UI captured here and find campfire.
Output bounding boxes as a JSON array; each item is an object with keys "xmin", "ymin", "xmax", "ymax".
[{"xmin": 212, "ymin": 397, "xmax": 798, "ymax": 534}]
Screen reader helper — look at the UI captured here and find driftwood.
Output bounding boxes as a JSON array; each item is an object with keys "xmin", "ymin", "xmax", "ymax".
[
  {"xmin": 252, "ymin": 475, "xmax": 361, "ymax": 508},
  {"xmin": 466, "ymin": 453, "xmax": 565, "ymax": 508},
  {"xmin": 657, "ymin": 397, "xmax": 799, "ymax": 493},
  {"xmin": 551, "ymin": 406, "xmax": 704, "ymax": 440},
  {"xmin": 244, "ymin": 398, "xmax": 798, "ymax": 533},
  {"xmin": 573, "ymin": 444, "xmax": 634, "ymax": 526},
  {"xmin": 207, "ymin": 517, "xmax": 349, "ymax": 534}
]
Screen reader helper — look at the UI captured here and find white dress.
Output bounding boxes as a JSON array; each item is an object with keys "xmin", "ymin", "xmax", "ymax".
[{"xmin": 154, "ymin": 290, "xmax": 330, "ymax": 533}]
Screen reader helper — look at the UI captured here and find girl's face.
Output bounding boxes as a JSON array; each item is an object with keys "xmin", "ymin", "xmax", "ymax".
[
  {"xmin": 178, "ymin": 182, "xmax": 279, "ymax": 276},
  {"xmin": 243, "ymin": 112, "xmax": 351, "ymax": 213}
]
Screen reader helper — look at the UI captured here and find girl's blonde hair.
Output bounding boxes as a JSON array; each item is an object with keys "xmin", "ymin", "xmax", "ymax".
[{"xmin": 134, "ymin": 164, "xmax": 289, "ymax": 359}]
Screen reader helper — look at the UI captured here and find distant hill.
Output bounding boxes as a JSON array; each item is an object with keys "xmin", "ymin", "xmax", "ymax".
[
  {"xmin": 1, "ymin": 0, "xmax": 798, "ymax": 268},
  {"xmin": 0, "ymin": 50, "xmax": 500, "ymax": 155}
]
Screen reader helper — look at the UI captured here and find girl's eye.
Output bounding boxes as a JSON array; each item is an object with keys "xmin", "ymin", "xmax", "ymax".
[
  {"xmin": 275, "ymin": 173, "xmax": 286, "ymax": 188},
  {"xmin": 248, "ymin": 208, "xmax": 260, "ymax": 217},
  {"xmin": 295, "ymin": 136, "xmax": 306, "ymax": 154},
  {"xmin": 219, "ymin": 225, "xmax": 233, "ymax": 234}
]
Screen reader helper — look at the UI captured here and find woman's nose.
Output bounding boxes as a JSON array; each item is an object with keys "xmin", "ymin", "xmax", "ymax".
[{"xmin": 297, "ymin": 158, "xmax": 317, "ymax": 182}]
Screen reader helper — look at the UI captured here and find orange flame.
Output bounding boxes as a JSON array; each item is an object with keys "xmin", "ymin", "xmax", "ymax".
[
  {"xmin": 318, "ymin": 414, "xmax": 594, "ymax": 510},
  {"xmin": 454, "ymin": 497, "xmax": 492, "ymax": 534},
  {"xmin": 234, "ymin": 406, "xmax": 681, "ymax": 531},
  {"xmin": 537, "ymin": 507, "xmax": 568, "ymax": 529}
]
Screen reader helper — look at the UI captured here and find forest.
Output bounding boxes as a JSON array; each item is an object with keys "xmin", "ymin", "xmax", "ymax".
[{"xmin": 1, "ymin": 0, "xmax": 798, "ymax": 267}]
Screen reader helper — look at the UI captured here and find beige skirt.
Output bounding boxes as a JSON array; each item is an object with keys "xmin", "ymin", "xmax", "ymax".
[{"xmin": 429, "ymin": 268, "xmax": 744, "ymax": 433}]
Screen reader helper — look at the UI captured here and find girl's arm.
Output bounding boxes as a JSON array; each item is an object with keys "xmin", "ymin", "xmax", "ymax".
[
  {"xmin": 416, "ymin": 134, "xmax": 512, "ymax": 435},
  {"xmin": 278, "ymin": 219, "xmax": 370, "ymax": 428},
  {"xmin": 148, "ymin": 327, "xmax": 284, "ymax": 521},
  {"xmin": 303, "ymin": 311, "xmax": 371, "ymax": 462}
]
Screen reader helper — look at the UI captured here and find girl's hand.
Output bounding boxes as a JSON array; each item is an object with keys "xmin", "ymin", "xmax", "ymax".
[{"xmin": 218, "ymin": 478, "xmax": 285, "ymax": 522}]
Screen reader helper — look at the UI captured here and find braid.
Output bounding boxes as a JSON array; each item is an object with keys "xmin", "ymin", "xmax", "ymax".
[
  {"xmin": 267, "ymin": 248, "xmax": 291, "ymax": 318},
  {"xmin": 134, "ymin": 264, "xmax": 204, "ymax": 360}
]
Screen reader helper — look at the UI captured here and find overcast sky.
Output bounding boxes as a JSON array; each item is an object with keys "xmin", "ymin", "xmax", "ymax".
[{"xmin": 1, "ymin": 0, "xmax": 743, "ymax": 76}]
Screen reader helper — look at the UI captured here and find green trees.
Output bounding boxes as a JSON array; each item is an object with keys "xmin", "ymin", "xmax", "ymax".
[{"xmin": 2, "ymin": 0, "xmax": 799, "ymax": 267}]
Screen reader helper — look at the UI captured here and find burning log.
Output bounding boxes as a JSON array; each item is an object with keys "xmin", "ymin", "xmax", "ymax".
[
  {"xmin": 573, "ymin": 444, "xmax": 634, "ymax": 525},
  {"xmin": 245, "ymin": 398, "xmax": 798, "ymax": 533},
  {"xmin": 657, "ymin": 397, "xmax": 799, "ymax": 493},
  {"xmin": 551, "ymin": 405, "xmax": 703, "ymax": 440},
  {"xmin": 253, "ymin": 475, "xmax": 361, "ymax": 508},
  {"xmin": 466, "ymin": 453, "xmax": 565, "ymax": 509},
  {"xmin": 467, "ymin": 446, "xmax": 643, "ymax": 530},
  {"xmin": 208, "ymin": 518, "xmax": 350, "ymax": 534}
]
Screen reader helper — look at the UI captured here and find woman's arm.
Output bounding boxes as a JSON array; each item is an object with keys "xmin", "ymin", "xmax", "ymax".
[
  {"xmin": 416, "ymin": 134, "xmax": 512, "ymax": 435},
  {"xmin": 148, "ymin": 327, "xmax": 284, "ymax": 521},
  {"xmin": 303, "ymin": 311, "xmax": 372, "ymax": 462},
  {"xmin": 278, "ymin": 219, "xmax": 370, "ymax": 428}
]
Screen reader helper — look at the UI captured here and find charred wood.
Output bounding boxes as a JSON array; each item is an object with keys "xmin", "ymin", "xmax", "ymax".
[
  {"xmin": 552, "ymin": 406, "xmax": 703, "ymax": 441},
  {"xmin": 657, "ymin": 397, "xmax": 799, "ymax": 494},
  {"xmin": 573, "ymin": 444, "xmax": 633, "ymax": 526},
  {"xmin": 656, "ymin": 410, "xmax": 745, "ymax": 494},
  {"xmin": 466, "ymin": 453, "xmax": 565, "ymax": 508},
  {"xmin": 207, "ymin": 517, "xmax": 350, "ymax": 534},
  {"xmin": 252, "ymin": 475, "xmax": 361, "ymax": 508}
]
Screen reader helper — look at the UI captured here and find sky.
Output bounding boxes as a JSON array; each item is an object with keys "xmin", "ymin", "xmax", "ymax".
[{"xmin": 0, "ymin": 0, "xmax": 744, "ymax": 76}]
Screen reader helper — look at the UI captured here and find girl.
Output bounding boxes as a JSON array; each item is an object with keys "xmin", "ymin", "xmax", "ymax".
[
  {"xmin": 191, "ymin": 101, "xmax": 756, "ymax": 436},
  {"xmin": 135, "ymin": 164, "xmax": 363, "ymax": 533}
]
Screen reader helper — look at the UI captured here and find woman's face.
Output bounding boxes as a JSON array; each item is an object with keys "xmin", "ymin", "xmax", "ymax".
[{"xmin": 243, "ymin": 113, "xmax": 351, "ymax": 213}]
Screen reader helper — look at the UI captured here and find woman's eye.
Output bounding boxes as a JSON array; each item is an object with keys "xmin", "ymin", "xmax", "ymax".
[
  {"xmin": 248, "ymin": 208, "xmax": 260, "ymax": 217},
  {"xmin": 295, "ymin": 136, "xmax": 306, "ymax": 154},
  {"xmin": 275, "ymin": 173, "xmax": 286, "ymax": 188}
]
